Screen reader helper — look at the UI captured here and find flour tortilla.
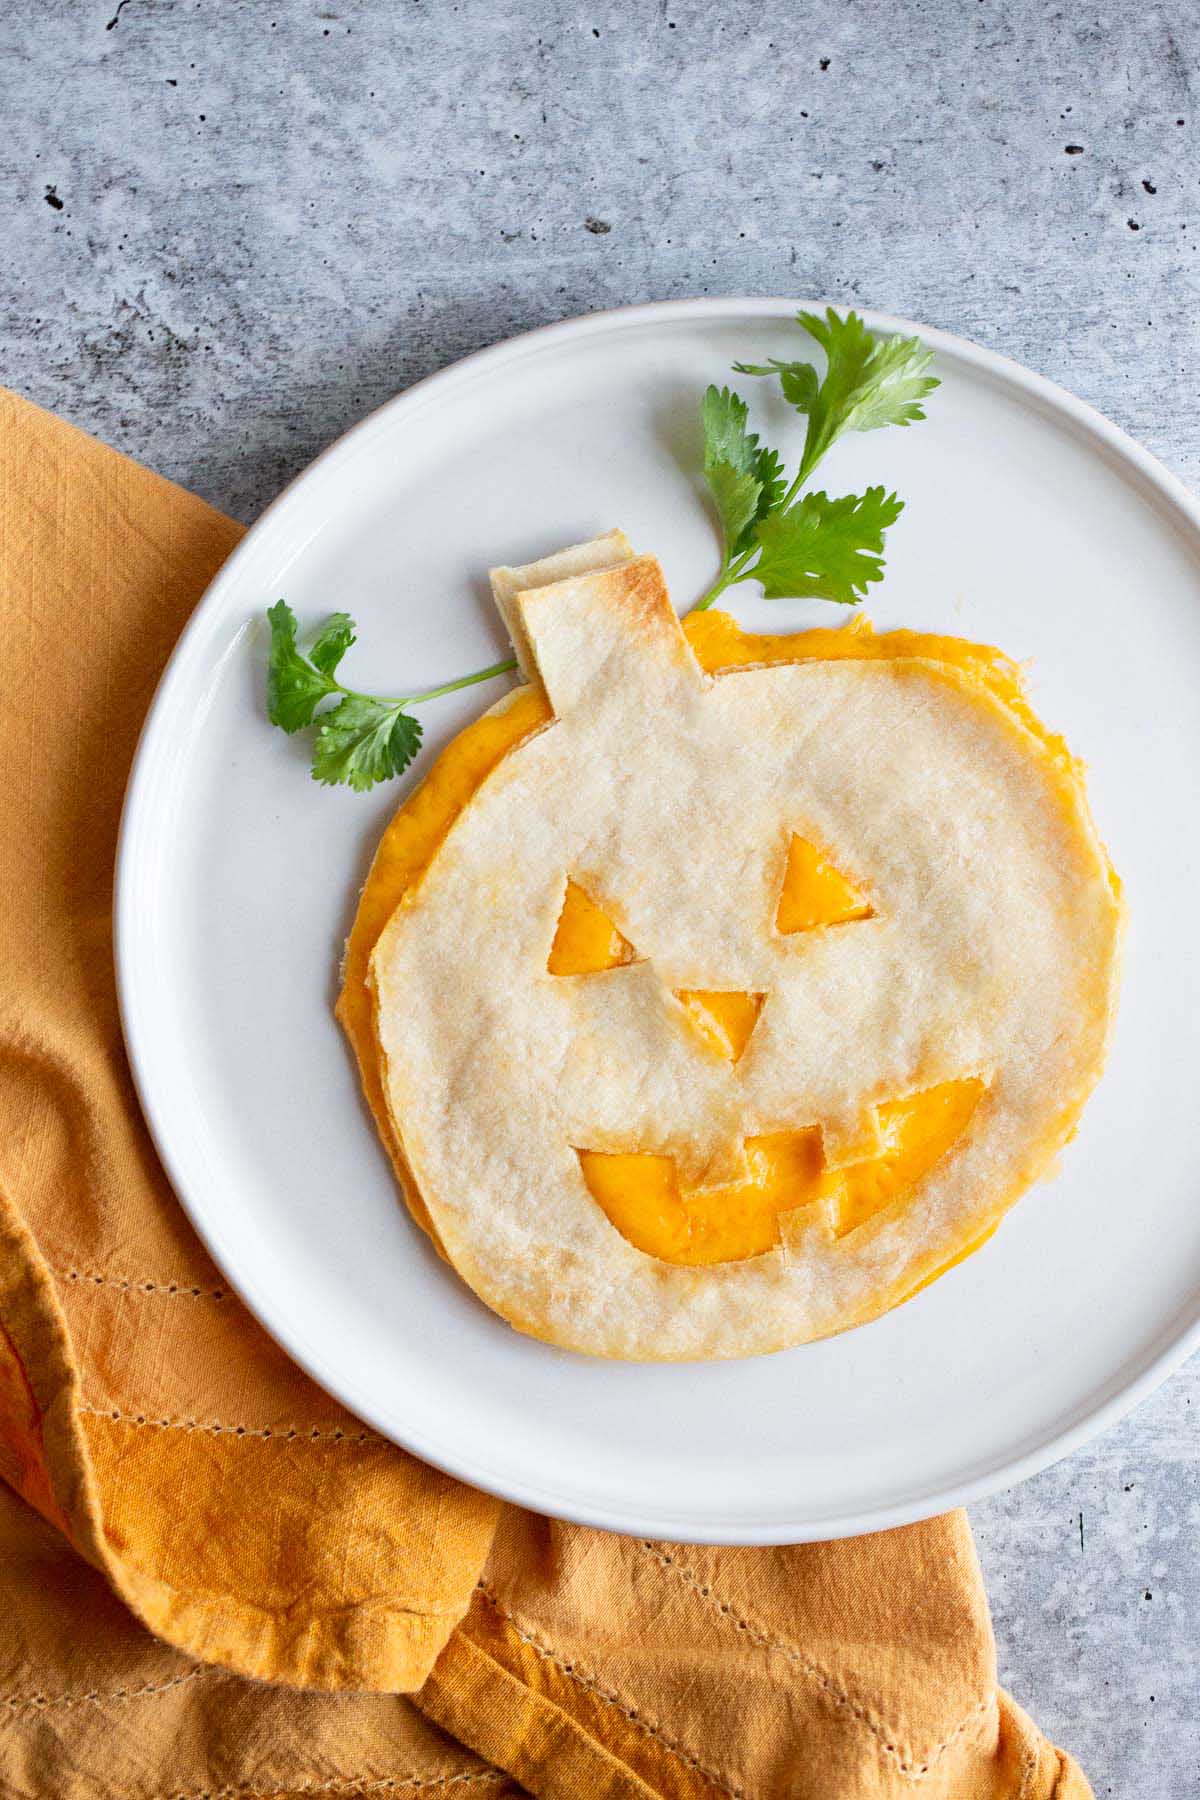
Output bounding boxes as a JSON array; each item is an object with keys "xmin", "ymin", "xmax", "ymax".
[{"xmin": 368, "ymin": 548, "xmax": 1122, "ymax": 1359}]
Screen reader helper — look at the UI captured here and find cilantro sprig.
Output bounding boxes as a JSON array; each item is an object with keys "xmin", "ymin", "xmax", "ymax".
[
  {"xmin": 266, "ymin": 601, "xmax": 516, "ymax": 791},
  {"xmin": 265, "ymin": 308, "xmax": 938, "ymax": 789},
  {"xmin": 695, "ymin": 308, "xmax": 937, "ymax": 610}
]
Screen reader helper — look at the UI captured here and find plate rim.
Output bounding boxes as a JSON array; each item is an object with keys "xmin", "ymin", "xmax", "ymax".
[{"xmin": 115, "ymin": 296, "xmax": 1200, "ymax": 1543}]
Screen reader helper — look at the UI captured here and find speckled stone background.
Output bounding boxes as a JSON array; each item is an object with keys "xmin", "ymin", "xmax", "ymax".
[{"xmin": 2, "ymin": 2, "xmax": 1197, "ymax": 1794}]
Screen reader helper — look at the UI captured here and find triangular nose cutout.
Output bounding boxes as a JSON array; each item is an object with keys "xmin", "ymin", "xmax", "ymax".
[
  {"xmin": 675, "ymin": 990, "xmax": 766, "ymax": 1062},
  {"xmin": 548, "ymin": 879, "xmax": 638, "ymax": 976},
  {"xmin": 776, "ymin": 834, "xmax": 873, "ymax": 934}
]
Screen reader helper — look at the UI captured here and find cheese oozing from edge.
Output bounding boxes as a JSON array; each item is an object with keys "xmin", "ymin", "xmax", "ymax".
[{"xmin": 337, "ymin": 610, "xmax": 1100, "ymax": 1291}]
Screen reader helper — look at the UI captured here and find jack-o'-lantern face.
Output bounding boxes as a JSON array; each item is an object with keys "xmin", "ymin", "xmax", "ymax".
[{"xmin": 345, "ymin": 537, "xmax": 1121, "ymax": 1360}]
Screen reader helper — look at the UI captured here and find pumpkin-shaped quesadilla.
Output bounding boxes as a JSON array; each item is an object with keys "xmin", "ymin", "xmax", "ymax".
[{"xmin": 339, "ymin": 535, "xmax": 1122, "ymax": 1359}]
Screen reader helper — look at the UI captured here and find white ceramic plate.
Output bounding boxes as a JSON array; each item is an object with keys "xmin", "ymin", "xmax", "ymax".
[{"xmin": 117, "ymin": 300, "xmax": 1200, "ymax": 1543}]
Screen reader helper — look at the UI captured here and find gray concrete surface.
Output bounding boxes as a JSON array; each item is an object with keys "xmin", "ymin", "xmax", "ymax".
[{"xmin": 1, "ymin": 2, "xmax": 1197, "ymax": 1793}]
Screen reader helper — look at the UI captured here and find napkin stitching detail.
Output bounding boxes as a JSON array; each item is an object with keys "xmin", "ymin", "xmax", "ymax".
[
  {"xmin": 476, "ymin": 1581, "xmax": 742, "ymax": 1798},
  {"xmin": 53, "ymin": 1268, "xmax": 228, "ymax": 1301},
  {"xmin": 75, "ymin": 1405, "xmax": 387, "ymax": 1447},
  {"xmin": 3, "ymin": 1664, "xmax": 213, "ymax": 1714},
  {"xmin": 638, "ymin": 1543, "xmax": 992, "ymax": 1779},
  {"xmin": 166, "ymin": 1772, "xmax": 506, "ymax": 1798},
  {"xmin": 1013, "ymin": 1727, "xmax": 1041, "ymax": 1800}
]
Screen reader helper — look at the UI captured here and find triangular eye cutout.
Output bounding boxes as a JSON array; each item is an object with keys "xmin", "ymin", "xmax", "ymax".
[
  {"xmin": 675, "ymin": 990, "xmax": 765, "ymax": 1062},
  {"xmin": 548, "ymin": 879, "xmax": 638, "ymax": 976},
  {"xmin": 775, "ymin": 834, "xmax": 874, "ymax": 935}
]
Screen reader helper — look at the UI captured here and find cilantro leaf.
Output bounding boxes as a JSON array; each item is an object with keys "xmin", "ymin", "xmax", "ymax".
[
  {"xmin": 308, "ymin": 611, "xmax": 356, "ymax": 675},
  {"xmin": 749, "ymin": 443, "xmax": 786, "ymax": 534},
  {"xmin": 733, "ymin": 357, "xmax": 821, "ymax": 418},
  {"xmin": 266, "ymin": 599, "xmax": 337, "ymax": 733},
  {"xmin": 705, "ymin": 458, "xmax": 762, "ymax": 559},
  {"xmin": 797, "ymin": 309, "xmax": 937, "ymax": 435},
  {"xmin": 311, "ymin": 697, "xmax": 423, "ymax": 792},
  {"xmin": 264, "ymin": 600, "xmax": 516, "ymax": 794},
  {"xmin": 701, "ymin": 384, "xmax": 759, "ymax": 474},
  {"xmin": 700, "ymin": 385, "xmax": 790, "ymax": 560},
  {"xmin": 751, "ymin": 487, "xmax": 904, "ymax": 605},
  {"xmin": 266, "ymin": 313, "xmax": 937, "ymax": 791},
  {"xmin": 701, "ymin": 385, "xmax": 763, "ymax": 557},
  {"xmin": 735, "ymin": 309, "xmax": 938, "ymax": 483}
]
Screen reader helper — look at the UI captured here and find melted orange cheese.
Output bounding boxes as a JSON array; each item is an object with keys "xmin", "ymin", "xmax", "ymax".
[
  {"xmin": 337, "ymin": 611, "xmax": 1079, "ymax": 1289},
  {"xmin": 547, "ymin": 879, "xmax": 637, "ymax": 975},
  {"xmin": 830, "ymin": 1077, "xmax": 985, "ymax": 1237},
  {"xmin": 576, "ymin": 1077, "xmax": 983, "ymax": 1267},
  {"xmin": 683, "ymin": 609, "xmax": 1080, "ymax": 776},
  {"xmin": 543, "ymin": 826, "xmax": 872, "ymax": 1067},
  {"xmin": 776, "ymin": 833, "xmax": 872, "ymax": 934},
  {"xmin": 674, "ymin": 989, "xmax": 765, "ymax": 1062},
  {"xmin": 339, "ymin": 685, "xmax": 548, "ymax": 1244},
  {"xmin": 578, "ymin": 1128, "xmax": 825, "ymax": 1266}
]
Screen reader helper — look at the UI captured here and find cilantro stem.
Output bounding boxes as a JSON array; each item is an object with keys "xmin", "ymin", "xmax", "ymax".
[
  {"xmin": 694, "ymin": 545, "xmax": 759, "ymax": 611},
  {"xmin": 334, "ymin": 654, "xmax": 518, "ymax": 708},
  {"xmin": 782, "ymin": 463, "xmax": 814, "ymax": 508}
]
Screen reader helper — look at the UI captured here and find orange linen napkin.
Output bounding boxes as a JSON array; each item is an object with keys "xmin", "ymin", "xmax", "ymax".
[{"xmin": 0, "ymin": 386, "xmax": 1091, "ymax": 1800}]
